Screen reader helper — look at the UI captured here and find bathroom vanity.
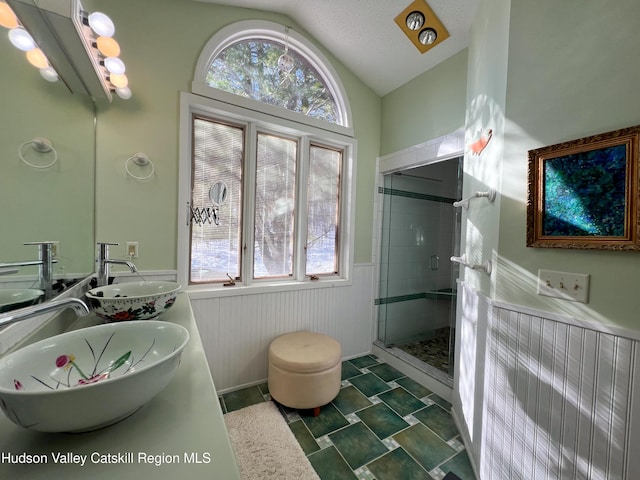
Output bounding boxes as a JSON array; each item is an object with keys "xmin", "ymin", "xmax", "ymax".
[{"xmin": 0, "ymin": 294, "xmax": 241, "ymax": 480}]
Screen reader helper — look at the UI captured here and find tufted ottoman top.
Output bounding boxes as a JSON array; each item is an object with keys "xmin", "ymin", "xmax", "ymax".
[{"xmin": 269, "ymin": 331, "xmax": 341, "ymax": 373}]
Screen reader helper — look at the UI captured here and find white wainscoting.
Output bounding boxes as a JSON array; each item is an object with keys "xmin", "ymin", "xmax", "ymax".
[
  {"xmin": 454, "ymin": 282, "xmax": 640, "ymax": 480},
  {"xmin": 190, "ymin": 264, "xmax": 376, "ymax": 392}
]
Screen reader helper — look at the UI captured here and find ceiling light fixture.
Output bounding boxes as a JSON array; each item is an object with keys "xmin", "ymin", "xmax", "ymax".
[
  {"xmin": 405, "ymin": 11, "xmax": 424, "ymax": 31},
  {"xmin": 395, "ymin": 0, "xmax": 449, "ymax": 54},
  {"xmin": 2, "ymin": 0, "xmax": 131, "ymax": 101},
  {"xmin": 418, "ymin": 28, "xmax": 437, "ymax": 46}
]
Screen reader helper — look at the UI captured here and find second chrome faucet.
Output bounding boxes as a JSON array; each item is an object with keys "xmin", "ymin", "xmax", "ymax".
[{"xmin": 96, "ymin": 242, "xmax": 138, "ymax": 287}]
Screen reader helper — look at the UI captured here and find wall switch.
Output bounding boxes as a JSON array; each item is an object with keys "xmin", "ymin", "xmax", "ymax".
[
  {"xmin": 537, "ymin": 269, "xmax": 590, "ymax": 303},
  {"xmin": 126, "ymin": 242, "xmax": 139, "ymax": 258},
  {"xmin": 51, "ymin": 241, "xmax": 59, "ymax": 259}
]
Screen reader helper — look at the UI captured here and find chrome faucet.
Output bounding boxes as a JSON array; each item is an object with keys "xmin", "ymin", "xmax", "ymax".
[
  {"xmin": 96, "ymin": 242, "xmax": 138, "ymax": 287},
  {"xmin": 0, "ymin": 242, "xmax": 57, "ymax": 299},
  {"xmin": 0, "ymin": 297, "xmax": 90, "ymax": 329}
]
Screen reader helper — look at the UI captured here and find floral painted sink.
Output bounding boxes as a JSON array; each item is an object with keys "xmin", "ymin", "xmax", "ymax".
[
  {"xmin": 0, "ymin": 320, "xmax": 189, "ymax": 432},
  {"xmin": 85, "ymin": 281, "xmax": 181, "ymax": 321}
]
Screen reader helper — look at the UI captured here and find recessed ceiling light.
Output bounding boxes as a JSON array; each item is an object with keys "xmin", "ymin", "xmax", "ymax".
[
  {"xmin": 394, "ymin": 0, "xmax": 449, "ymax": 54},
  {"xmin": 418, "ymin": 28, "xmax": 437, "ymax": 45},
  {"xmin": 405, "ymin": 11, "xmax": 424, "ymax": 31}
]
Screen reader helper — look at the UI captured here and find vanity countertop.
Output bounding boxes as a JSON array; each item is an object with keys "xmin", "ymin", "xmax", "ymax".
[{"xmin": 0, "ymin": 294, "xmax": 241, "ymax": 480}]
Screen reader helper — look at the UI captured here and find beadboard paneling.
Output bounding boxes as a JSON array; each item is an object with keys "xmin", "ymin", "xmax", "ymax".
[
  {"xmin": 455, "ymin": 282, "xmax": 640, "ymax": 480},
  {"xmin": 191, "ymin": 264, "xmax": 375, "ymax": 392}
]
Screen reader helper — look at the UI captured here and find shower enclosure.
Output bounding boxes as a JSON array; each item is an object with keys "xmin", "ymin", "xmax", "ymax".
[{"xmin": 377, "ymin": 157, "xmax": 462, "ymax": 378}]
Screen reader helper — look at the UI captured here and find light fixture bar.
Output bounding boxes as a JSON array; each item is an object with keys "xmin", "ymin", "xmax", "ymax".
[{"xmin": 6, "ymin": 0, "xmax": 129, "ymax": 101}]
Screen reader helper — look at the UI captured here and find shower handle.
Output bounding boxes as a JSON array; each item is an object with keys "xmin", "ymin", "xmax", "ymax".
[{"xmin": 429, "ymin": 255, "xmax": 440, "ymax": 271}]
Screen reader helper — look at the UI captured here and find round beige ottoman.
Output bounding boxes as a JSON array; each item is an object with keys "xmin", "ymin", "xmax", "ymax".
[{"xmin": 268, "ymin": 331, "xmax": 341, "ymax": 415}]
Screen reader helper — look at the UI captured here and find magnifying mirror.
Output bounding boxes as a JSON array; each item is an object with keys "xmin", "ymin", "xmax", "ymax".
[{"xmin": 209, "ymin": 181, "xmax": 228, "ymax": 207}]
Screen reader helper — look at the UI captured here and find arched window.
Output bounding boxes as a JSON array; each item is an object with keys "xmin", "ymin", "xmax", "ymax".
[
  {"xmin": 208, "ymin": 38, "xmax": 338, "ymax": 123},
  {"xmin": 192, "ymin": 20, "xmax": 352, "ymax": 130},
  {"xmin": 180, "ymin": 20, "xmax": 356, "ymax": 290}
]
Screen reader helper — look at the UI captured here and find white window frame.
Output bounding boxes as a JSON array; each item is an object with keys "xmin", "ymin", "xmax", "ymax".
[
  {"xmin": 178, "ymin": 92, "xmax": 357, "ymax": 298},
  {"xmin": 192, "ymin": 20, "xmax": 354, "ymax": 137},
  {"xmin": 179, "ymin": 21, "xmax": 356, "ymax": 298}
]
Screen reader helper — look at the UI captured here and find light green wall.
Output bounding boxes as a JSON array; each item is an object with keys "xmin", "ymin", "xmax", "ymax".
[
  {"xmin": 461, "ymin": 0, "xmax": 510, "ymax": 296},
  {"xmin": 380, "ymin": 49, "xmax": 467, "ymax": 157},
  {"xmin": 497, "ymin": 0, "xmax": 640, "ymax": 329},
  {"xmin": 92, "ymin": 0, "xmax": 381, "ymax": 268},
  {"xmin": 0, "ymin": 36, "xmax": 95, "ymax": 276},
  {"xmin": 382, "ymin": 0, "xmax": 640, "ymax": 330}
]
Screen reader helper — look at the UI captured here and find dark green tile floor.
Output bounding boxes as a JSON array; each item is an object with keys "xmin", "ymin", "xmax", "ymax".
[{"xmin": 219, "ymin": 354, "xmax": 475, "ymax": 480}]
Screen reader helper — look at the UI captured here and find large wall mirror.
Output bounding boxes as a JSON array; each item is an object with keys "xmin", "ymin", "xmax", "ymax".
[{"xmin": 0, "ymin": 38, "xmax": 95, "ymax": 291}]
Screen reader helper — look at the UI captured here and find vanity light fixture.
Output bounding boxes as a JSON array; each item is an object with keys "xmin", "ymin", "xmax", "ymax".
[
  {"xmin": 87, "ymin": 11, "xmax": 114, "ymax": 37},
  {"xmin": 395, "ymin": 0, "xmax": 449, "ymax": 54},
  {"xmin": 0, "ymin": 1, "xmax": 18, "ymax": 28},
  {"xmin": 2, "ymin": 0, "xmax": 131, "ymax": 101}
]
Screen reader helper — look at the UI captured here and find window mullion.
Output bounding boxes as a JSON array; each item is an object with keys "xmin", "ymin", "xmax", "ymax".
[
  {"xmin": 294, "ymin": 137, "xmax": 310, "ymax": 281},
  {"xmin": 242, "ymin": 122, "xmax": 258, "ymax": 287}
]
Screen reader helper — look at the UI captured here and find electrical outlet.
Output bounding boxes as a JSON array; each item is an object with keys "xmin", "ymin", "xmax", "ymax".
[
  {"xmin": 51, "ymin": 241, "xmax": 59, "ymax": 259},
  {"xmin": 126, "ymin": 241, "xmax": 139, "ymax": 258},
  {"xmin": 537, "ymin": 269, "xmax": 590, "ymax": 303}
]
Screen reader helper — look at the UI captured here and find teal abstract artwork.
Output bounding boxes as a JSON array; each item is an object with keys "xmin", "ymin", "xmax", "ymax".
[{"xmin": 543, "ymin": 144, "xmax": 627, "ymax": 237}]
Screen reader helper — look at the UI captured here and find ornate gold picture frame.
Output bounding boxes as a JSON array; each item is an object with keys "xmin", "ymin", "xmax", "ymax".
[{"xmin": 527, "ymin": 125, "xmax": 640, "ymax": 250}]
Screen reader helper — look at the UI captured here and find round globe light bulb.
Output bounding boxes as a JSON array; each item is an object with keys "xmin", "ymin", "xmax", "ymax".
[
  {"xmin": 96, "ymin": 36, "xmax": 120, "ymax": 57},
  {"xmin": 88, "ymin": 12, "xmax": 114, "ymax": 37},
  {"xmin": 39, "ymin": 66, "xmax": 59, "ymax": 82},
  {"xmin": 8, "ymin": 28, "xmax": 36, "ymax": 51},
  {"xmin": 115, "ymin": 86, "xmax": 132, "ymax": 99},
  {"xmin": 0, "ymin": 2, "xmax": 19, "ymax": 29},
  {"xmin": 26, "ymin": 48, "xmax": 48, "ymax": 69},
  {"xmin": 110, "ymin": 73, "xmax": 128, "ymax": 88},
  {"xmin": 104, "ymin": 56, "xmax": 125, "ymax": 74}
]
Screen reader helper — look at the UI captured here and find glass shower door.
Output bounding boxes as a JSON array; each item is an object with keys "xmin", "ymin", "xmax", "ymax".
[{"xmin": 377, "ymin": 159, "xmax": 461, "ymax": 377}]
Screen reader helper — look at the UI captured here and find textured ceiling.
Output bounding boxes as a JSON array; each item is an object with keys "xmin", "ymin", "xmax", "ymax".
[{"xmin": 194, "ymin": 0, "xmax": 479, "ymax": 96}]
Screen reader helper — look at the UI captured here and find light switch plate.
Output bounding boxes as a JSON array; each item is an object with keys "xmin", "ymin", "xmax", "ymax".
[{"xmin": 537, "ymin": 269, "xmax": 590, "ymax": 303}]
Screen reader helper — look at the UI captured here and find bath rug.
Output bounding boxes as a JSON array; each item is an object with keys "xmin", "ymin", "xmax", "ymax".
[{"xmin": 224, "ymin": 401, "xmax": 320, "ymax": 480}]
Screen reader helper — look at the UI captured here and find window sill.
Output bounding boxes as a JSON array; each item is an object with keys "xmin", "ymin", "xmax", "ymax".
[{"xmin": 185, "ymin": 276, "xmax": 352, "ymax": 300}]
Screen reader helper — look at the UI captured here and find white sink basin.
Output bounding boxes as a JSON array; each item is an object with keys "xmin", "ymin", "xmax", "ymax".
[
  {"xmin": 0, "ymin": 289, "xmax": 44, "ymax": 313},
  {"xmin": 85, "ymin": 281, "xmax": 181, "ymax": 321},
  {"xmin": 0, "ymin": 320, "xmax": 189, "ymax": 432}
]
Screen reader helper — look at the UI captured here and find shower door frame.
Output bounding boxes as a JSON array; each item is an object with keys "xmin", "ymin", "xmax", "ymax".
[{"xmin": 373, "ymin": 130, "xmax": 464, "ymax": 385}]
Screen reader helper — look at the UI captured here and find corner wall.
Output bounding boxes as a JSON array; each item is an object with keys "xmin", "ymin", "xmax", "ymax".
[{"xmin": 498, "ymin": 0, "xmax": 640, "ymax": 329}]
